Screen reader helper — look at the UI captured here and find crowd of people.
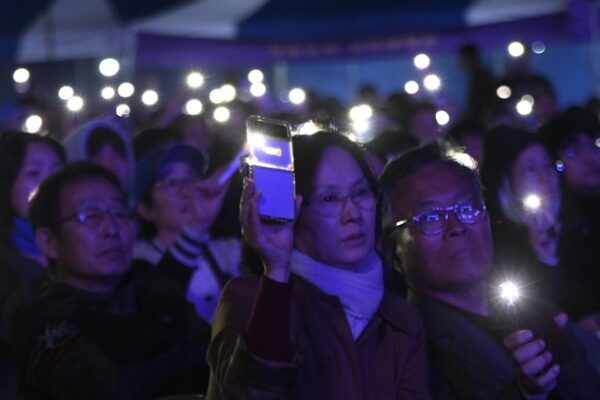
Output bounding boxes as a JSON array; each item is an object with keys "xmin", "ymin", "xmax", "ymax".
[{"xmin": 0, "ymin": 43, "xmax": 599, "ymax": 399}]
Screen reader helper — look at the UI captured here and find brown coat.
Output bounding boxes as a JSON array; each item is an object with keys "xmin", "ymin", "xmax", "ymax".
[{"xmin": 207, "ymin": 275, "xmax": 431, "ymax": 400}]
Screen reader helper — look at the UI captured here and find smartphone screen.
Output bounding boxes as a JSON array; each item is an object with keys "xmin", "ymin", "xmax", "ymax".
[{"xmin": 246, "ymin": 116, "xmax": 295, "ymax": 221}]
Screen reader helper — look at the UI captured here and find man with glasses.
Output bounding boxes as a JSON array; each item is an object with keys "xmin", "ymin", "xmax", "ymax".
[
  {"xmin": 379, "ymin": 143, "xmax": 600, "ymax": 399},
  {"xmin": 11, "ymin": 162, "xmax": 210, "ymax": 399}
]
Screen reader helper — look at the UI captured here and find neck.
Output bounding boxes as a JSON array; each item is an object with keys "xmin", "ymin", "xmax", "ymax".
[
  {"xmin": 57, "ymin": 269, "xmax": 119, "ymax": 294},
  {"xmin": 155, "ymin": 229, "xmax": 179, "ymax": 247},
  {"xmin": 421, "ymin": 282, "xmax": 490, "ymax": 316}
]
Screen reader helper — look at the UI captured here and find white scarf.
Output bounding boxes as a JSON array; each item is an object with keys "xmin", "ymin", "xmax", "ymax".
[{"xmin": 290, "ymin": 249, "xmax": 384, "ymax": 340}]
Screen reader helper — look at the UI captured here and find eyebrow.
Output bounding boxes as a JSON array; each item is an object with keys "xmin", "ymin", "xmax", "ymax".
[
  {"xmin": 75, "ymin": 197, "xmax": 126, "ymax": 209},
  {"xmin": 414, "ymin": 191, "xmax": 477, "ymax": 210},
  {"xmin": 313, "ymin": 177, "xmax": 369, "ymax": 192}
]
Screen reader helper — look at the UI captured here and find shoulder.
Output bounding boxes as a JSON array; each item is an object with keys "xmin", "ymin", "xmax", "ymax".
[{"xmin": 378, "ymin": 290, "xmax": 424, "ymax": 336}]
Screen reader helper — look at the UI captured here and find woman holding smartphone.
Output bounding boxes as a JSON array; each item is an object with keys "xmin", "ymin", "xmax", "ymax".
[{"xmin": 207, "ymin": 131, "xmax": 430, "ymax": 399}]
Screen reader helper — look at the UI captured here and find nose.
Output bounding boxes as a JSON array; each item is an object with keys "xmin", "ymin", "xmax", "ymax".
[
  {"xmin": 340, "ymin": 196, "xmax": 361, "ymax": 223},
  {"xmin": 443, "ymin": 211, "xmax": 467, "ymax": 239},
  {"xmin": 99, "ymin": 213, "xmax": 118, "ymax": 237}
]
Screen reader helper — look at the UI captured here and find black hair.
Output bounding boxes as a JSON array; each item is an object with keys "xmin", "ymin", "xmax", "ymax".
[
  {"xmin": 0, "ymin": 130, "xmax": 65, "ymax": 247},
  {"xmin": 292, "ymin": 131, "xmax": 377, "ymax": 201},
  {"xmin": 447, "ymin": 118, "xmax": 485, "ymax": 144},
  {"xmin": 29, "ymin": 161, "xmax": 124, "ymax": 233},
  {"xmin": 539, "ymin": 106, "xmax": 600, "ymax": 159},
  {"xmin": 379, "ymin": 141, "xmax": 483, "ymax": 232},
  {"xmin": 133, "ymin": 127, "xmax": 183, "ymax": 160},
  {"xmin": 86, "ymin": 127, "xmax": 127, "ymax": 159}
]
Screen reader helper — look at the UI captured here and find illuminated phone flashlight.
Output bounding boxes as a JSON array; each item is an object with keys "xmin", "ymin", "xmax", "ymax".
[
  {"xmin": 523, "ymin": 194, "xmax": 541, "ymax": 211},
  {"xmin": 499, "ymin": 280, "xmax": 521, "ymax": 306}
]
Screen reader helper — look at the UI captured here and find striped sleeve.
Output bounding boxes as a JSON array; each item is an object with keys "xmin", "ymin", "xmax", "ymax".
[{"xmin": 169, "ymin": 229, "xmax": 205, "ymax": 268}]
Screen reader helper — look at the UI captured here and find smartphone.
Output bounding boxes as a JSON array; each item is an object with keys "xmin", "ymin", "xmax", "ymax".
[{"xmin": 246, "ymin": 115, "xmax": 295, "ymax": 222}]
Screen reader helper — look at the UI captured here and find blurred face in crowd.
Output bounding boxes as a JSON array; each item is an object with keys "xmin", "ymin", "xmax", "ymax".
[
  {"xmin": 137, "ymin": 161, "xmax": 199, "ymax": 238},
  {"xmin": 390, "ymin": 163, "xmax": 493, "ymax": 296},
  {"xmin": 511, "ymin": 144, "xmax": 560, "ymax": 202},
  {"xmin": 295, "ymin": 146, "xmax": 376, "ymax": 270},
  {"xmin": 89, "ymin": 144, "xmax": 129, "ymax": 192},
  {"xmin": 560, "ymin": 134, "xmax": 600, "ymax": 194},
  {"xmin": 11, "ymin": 142, "xmax": 63, "ymax": 219},
  {"xmin": 37, "ymin": 178, "xmax": 133, "ymax": 293},
  {"xmin": 411, "ymin": 109, "xmax": 440, "ymax": 144}
]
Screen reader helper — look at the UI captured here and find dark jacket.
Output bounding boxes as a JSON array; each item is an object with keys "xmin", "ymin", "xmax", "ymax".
[
  {"xmin": 207, "ymin": 275, "xmax": 431, "ymax": 400},
  {"xmin": 409, "ymin": 292, "xmax": 600, "ymax": 399},
  {"xmin": 11, "ymin": 274, "xmax": 211, "ymax": 400}
]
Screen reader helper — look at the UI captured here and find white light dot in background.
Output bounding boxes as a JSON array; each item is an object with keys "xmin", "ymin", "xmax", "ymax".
[
  {"xmin": 58, "ymin": 86, "xmax": 74, "ymax": 101},
  {"xmin": 423, "ymin": 74, "xmax": 441, "ymax": 92},
  {"xmin": 117, "ymin": 82, "xmax": 135, "ymax": 98},
  {"xmin": 13, "ymin": 68, "xmax": 30, "ymax": 83},
  {"xmin": 250, "ymin": 82, "xmax": 266, "ymax": 97},
  {"xmin": 213, "ymin": 106, "xmax": 230, "ymax": 123},
  {"xmin": 508, "ymin": 41, "xmax": 525, "ymax": 57},
  {"xmin": 496, "ymin": 85, "xmax": 512, "ymax": 99},
  {"xmin": 413, "ymin": 53, "xmax": 431, "ymax": 70},
  {"xmin": 499, "ymin": 281, "xmax": 520, "ymax": 305},
  {"xmin": 352, "ymin": 119, "xmax": 370, "ymax": 134},
  {"xmin": 596, "ymin": 138, "xmax": 600, "ymax": 148},
  {"xmin": 184, "ymin": 99, "xmax": 203, "ymax": 116},
  {"xmin": 349, "ymin": 104, "xmax": 373, "ymax": 121},
  {"xmin": 531, "ymin": 41, "xmax": 546, "ymax": 54},
  {"xmin": 66, "ymin": 96, "xmax": 84, "ymax": 112},
  {"xmin": 248, "ymin": 69, "xmax": 264, "ymax": 84},
  {"xmin": 435, "ymin": 110, "xmax": 450, "ymax": 126},
  {"xmin": 116, "ymin": 104, "xmax": 130, "ymax": 118},
  {"xmin": 521, "ymin": 94, "xmax": 535, "ymax": 105},
  {"xmin": 220, "ymin": 84, "xmax": 237, "ymax": 102},
  {"xmin": 289, "ymin": 88, "xmax": 306, "ymax": 105},
  {"xmin": 523, "ymin": 194, "xmax": 541, "ymax": 210},
  {"xmin": 186, "ymin": 72, "xmax": 204, "ymax": 89},
  {"xmin": 141, "ymin": 90, "xmax": 159, "ymax": 106},
  {"xmin": 209, "ymin": 88, "xmax": 224, "ymax": 104},
  {"xmin": 404, "ymin": 80, "xmax": 419, "ymax": 95},
  {"xmin": 23, "ymin": 115, "xmax": 43, "ymax": 134},
  {"xmin": 101, "ymin": 86, "xmax": 116, "ymax": 100},
  {"xmin": 516, "ymin": 99, "xmax": 533, "ymax": 116},
  {"xmin": 99, "ymin": 58, "xmax": 120, "ymax": 77}
]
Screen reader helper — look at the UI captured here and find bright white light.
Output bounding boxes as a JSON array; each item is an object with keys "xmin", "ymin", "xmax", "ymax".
[
  {"xmin": 508, "ymin": 41, "xmax": 525, "ymax": 57},
  {"xmin": 499, "ymin": 281, "xmax": 521, "ymax": 306},
  {"xmin": 184, "ymin": 99, "xmax": 203, "ymax": 116},
  {"xmin": 141, "ymin": 90, "xmax": 159, "ymax": 106},
  {"xmin": 531, "ymin": 41, "xmax": 546, "ymax": 54},
  {"xmin": 116, "ymin": 104, "xmax": 130, "ymax": 118},
  {"xmin": 13, "ymin": 68, "xmax": 30, "ymax": 83},
  {"xmin": 521, "ymin": 94, "xmax": 535, "ymax": 106},
  {"xmin": 404, "ymin": 80, "xmax": 419, "ymax": 95},
  {"xmin": 213, "ymin": 106, "xmax": 230, "ymax": 123},
  {"xmin": 516, "ymin": 99, "xmax": 533, "ymax": 116},
  {"xmin": 209, "ymin": 88, "xmax": 224, "ymax": 104},
  {"xmin": 289, "ymin": 88, "xmax": 306, "ymax": 105},
  {"xmin": 101, "ymin": 86, "xmax": 115, "ymax": 100},
  {"xmin": 349, "ymin": 104, "xmax": 373, "ymax": 121},
  {"xmin": 23, "ymin": 115, "xmax": 43, "ymax": 134},
  {"xmin": 220, "ymin": 84, "xmax": 237, "ymax": 102},
  {"xmin": 58, "ymin": 86, "xmax": 74, "ymax": 101},
  {"xmin": 117, "ymin": 82, "xmax": 135, "ymax": 98},
  {"xmin": 352, "ymin": 119, "xmax": 370, "ymax": 134},
  {"xmin": 423, "ymin": 74, "xmax": 441, "ymax": 92},
  {"xmin": 66, "ymin": 96, "xmax": 84, "ymax": 112},
  {"xmin": 496, "ymin": 85, "xmax": 512, "ymax": 99},
  {"xmin": 250, "ymin": 82, "xmax": 266, "ymax": 97},
  {"xmin": 447, "ymin": 149, "xmax": 477, "ymax": 170},
  {"xmin": 596, "ymin": 138, "xmax": 600, "ymax": 148},
  {"xmin": 523, "ymin": 194, "xmax": 541, "ymax": 211},
  {"xmin": 98, "ymin": 58, "xmax": 120, "ymax": 77},
  {"xmin": 413, "ymin": 53, "xmax": 431, "ymax": 70},
  {"xmin": 186, "ymin": 72, "xmax": 204, "ymax": 89},
  {"xmin": 435, "ymin": 110, "xmax": 450, "ymax": 126},
  {"xmin": 248, "ymin": 69, "xmax": 264, "ymax": 84},
  {"xmin": 295, "ymin": 121, "xmax": 320, "ymax": 136}
]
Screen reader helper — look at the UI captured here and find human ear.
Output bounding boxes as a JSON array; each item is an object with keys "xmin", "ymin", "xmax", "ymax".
[{"xmin": 35, "ymin": 227, "xmax": 59, "ymax": 260}]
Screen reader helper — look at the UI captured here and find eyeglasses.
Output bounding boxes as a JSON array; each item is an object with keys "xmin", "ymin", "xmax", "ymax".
[
  {"xmin": 56, "ymin": 206, "xmax": 132, "ymax": 229},
  {"xmin": 390, "ymin": 200, "xmax": 486, "ymax": 236},
  {"xmin": 304, "ymin": 185, "xmax": 377, "ymax": 217},
  {"xmin": 153, "ymin": 177, "xmax": 199, "ymax": 197}
]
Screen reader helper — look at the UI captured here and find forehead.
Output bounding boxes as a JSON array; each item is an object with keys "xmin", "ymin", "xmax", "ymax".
[
  {"xmin": 59, "ymin": 178, "xmax": 124, "ymax": 211},
  {"xmin": 390, "ymin": 162, "xmax": 478, "ymax": 213},
  {"xmin": 157, "ymin": 160, "xmax": 196, "ymax": 179},
  {"xmin": 313, "ymin": 146, "xmax": 364, "ymax": 187},
  {"xmin": 514, "ymin": 144, "xmax": 548, "ymax": 165},
  {"xmin": 25, "ymin": 141, "xmax": 60, "ymax": 160}
]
